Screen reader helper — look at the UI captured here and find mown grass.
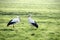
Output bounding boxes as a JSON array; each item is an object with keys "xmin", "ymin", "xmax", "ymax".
[{"xmin": 0, "ymin": 11, "xmax": 60, "ymax": 40}]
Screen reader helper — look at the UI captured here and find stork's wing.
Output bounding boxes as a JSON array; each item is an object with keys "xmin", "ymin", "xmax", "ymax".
[
  {"xmin": 7, "ymin": 20, "xmax": 12, "ymax": 26},
  {"xmin": 32, "ymin": 21, "xmax": 38, "ymax": 28}
]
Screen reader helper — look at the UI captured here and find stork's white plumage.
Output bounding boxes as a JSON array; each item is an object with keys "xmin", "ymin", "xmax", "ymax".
[
  {"xmin": 28, "ymin": 15, "xmax": 38, "ymax": 28},
  {"xmin": 7, "ymin": 16, "xmax": 20, "ymax": 28}
]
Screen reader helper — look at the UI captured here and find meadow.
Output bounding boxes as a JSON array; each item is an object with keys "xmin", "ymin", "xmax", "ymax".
[
  {"xmin": 0, "ymin": 0, "xmax": 60, "ymax": 40},
  {"xmin": 0, "ymin": 11, "xmax": 60, "ymax": 40}
]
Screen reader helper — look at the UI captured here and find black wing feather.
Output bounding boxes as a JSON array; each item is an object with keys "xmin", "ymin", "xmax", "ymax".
[
  {"xmin": 7, "ymin": 20, "xmax": 16, "ymax": 26},
  {"xmin": 31, "ymin": 21, "xmax": 38, "ymax": 28}
]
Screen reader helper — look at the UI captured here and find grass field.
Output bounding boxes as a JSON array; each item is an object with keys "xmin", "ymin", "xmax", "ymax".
[{"xmin": 0, "ymin": 0, "xmax": 60, "ymax": 40}]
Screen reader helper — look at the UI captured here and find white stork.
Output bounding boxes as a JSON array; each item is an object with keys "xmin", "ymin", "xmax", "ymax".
[
  {"xmin": 7, "ymin": 16, "xmax": 20, "ymax": 28},
  {"xmin": 28, "ymin": 15, "xmax": 38, "ymax": 28}
]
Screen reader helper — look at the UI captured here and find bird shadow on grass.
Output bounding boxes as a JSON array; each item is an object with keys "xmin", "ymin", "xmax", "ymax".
[{"xmin": 0, "ymin": 29, "xmax": 14, "ymax": 31}]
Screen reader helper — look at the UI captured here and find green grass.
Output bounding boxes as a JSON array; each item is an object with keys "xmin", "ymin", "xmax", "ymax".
[
  {"xmin": 0, "ymin": 0, "xmax": 60, "ymax": 12},
  {"xmin": 0, "ymin": 11, "xmax": 60, "ymax": 40},
  {"xmin": 0, "ymin": 0, "xmax": 60, "ymax": 40}
]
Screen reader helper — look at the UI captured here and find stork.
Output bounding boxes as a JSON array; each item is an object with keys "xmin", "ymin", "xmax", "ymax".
[
  {"xmin": 7, "ymin": 16, "xmax": 20, "ymax": 28},
  {"xmin": 28, "ymin": 15, "xmax": 38, "ymax": 28}
]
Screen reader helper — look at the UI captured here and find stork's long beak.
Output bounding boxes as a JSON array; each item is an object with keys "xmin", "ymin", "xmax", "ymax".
[{"xmin": 28, "ymin": 15, "xmax": 31, "ymax": 17}]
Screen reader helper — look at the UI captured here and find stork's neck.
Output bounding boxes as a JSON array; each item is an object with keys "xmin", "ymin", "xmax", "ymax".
[
  {"xmin": 29, "ymin": 16, "xmax": 31, "ymax": 18},
  {"xmin": 16, "ymin": 16, "xmax": 19, "ymax": 18},
  {"xmin": 28, "ymin": 17, "xmax": 32, "ymax": 20}
]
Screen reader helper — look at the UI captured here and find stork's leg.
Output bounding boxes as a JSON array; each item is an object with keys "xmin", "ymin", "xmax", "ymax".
[
  {"xmin": 30, "ymin": 25, "xmax": 34, "ymax": 30},
  {"xmin": 31, "ymin": 25, "xmax": 37, "ymax": 30},
  {"xmin": 13, "ymin": 24, "xmax": 14, "ymax": 28},
  {"xmin": 12, "ymin": 24, "xmax": 18, "ymax": 33}
]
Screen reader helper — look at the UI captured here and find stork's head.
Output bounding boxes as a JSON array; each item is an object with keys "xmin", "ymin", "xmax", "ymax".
[
  {"xmin": 17, "ymin": 16, "xmax": 19, "ymax": 18},
  {"xmin": 28, "ymin": 14, "xmax": 32, "ymax": 17},
  {"xmin": 16, "ymin": 16, "xmax": 20, "ymax": 18}
]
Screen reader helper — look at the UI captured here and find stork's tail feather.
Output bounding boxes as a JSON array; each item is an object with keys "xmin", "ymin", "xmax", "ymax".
[
  {"xmin": 7, "ymin": 24, "xmax": 9, "ymax": 27},
  {"xmin": 31, "ymin": 23, "xmax": 38, "ymax": 28},
  {"xmin": 7, "ymin": 25, "xmax": 8, "ymax": 27},
  {"xmin": 35, "ymin": 25, "xmax": 38, "ymax": 28}
]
